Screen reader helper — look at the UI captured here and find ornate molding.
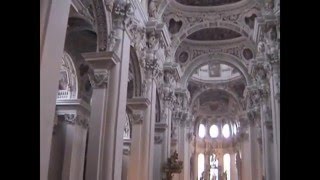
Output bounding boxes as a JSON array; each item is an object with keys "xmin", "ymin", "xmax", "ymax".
[
  {"xmin": 92, "ymin": 0, "xmax": 109, "ymax": 51},
  {"xmin": 88, "ymin": 71, "xmax": 109, "ymax": 89},
  {"xmin": 144, "ymin": 55, "xmax": 162, "ymax": 79},
  {"xmin": 154, "ymin": 135, "xmax": 163, "ymax": 144},
  {"xmin": 112, "ymin": 1, "xmax": 135, "ymax": 29},
  {"xmin": 60, "ymin": 113, "xmax": 89, "ymax": 128},
  {"xmin": 131, "ymin": 112, "xmax": 144, "ymax": 125},
  {"xmin": 149, "ymin": 0, "xmax": 161, "ymax": 18}
]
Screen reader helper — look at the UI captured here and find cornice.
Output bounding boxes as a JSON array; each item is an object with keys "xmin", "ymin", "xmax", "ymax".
[
  {"xmin": 183, "ymin": 36, "xmax": 247, "ymax": 46},
  {"xmin": 169, "ymin": 0, "xmax": 254, "ymax": 13}
]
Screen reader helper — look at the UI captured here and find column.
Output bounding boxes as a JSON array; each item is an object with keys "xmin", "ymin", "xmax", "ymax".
[
  {"xmin": 178, "ymin": 125, "xmax": 189, "ymax": 180},
  {"xmin": 60, "ymin": 113, "xmax": 89, "ymax": 180},
  {"xmin": 260, "ymin": 103, "xmax": 275, "ymax": 180},
  {"xmin": 82, "ymin": 52, "xmax": 119, "ymax": 180},
  {"xmin": 40, "ymin": 0, "xmax": 71, "ymax": 179},
  {"xmin": 248, "ymin": 123, "xmax": 258, "ymax": 180},
  {"xmin": 153, "ymin": 130, "xmax": 164, "ymax": 180},
  {"xmin": 127, "ymin": 97, "xmax": 150, "ymax": 180},
  {"xmin": 140, "ymin": 78, "xmax": 157, "ymax": 180},
  {"xmin": 270, "ymin": 62, "xmax": 280, "ymax": 180},
  {"xmin": 100, "ymin": 4, "xmax": 134, "ymax": 179}
]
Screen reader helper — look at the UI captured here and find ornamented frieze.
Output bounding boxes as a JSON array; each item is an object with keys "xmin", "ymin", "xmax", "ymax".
[{"xmin": 92, "ymin": 0, "xmax": 109, "ymax": 51}]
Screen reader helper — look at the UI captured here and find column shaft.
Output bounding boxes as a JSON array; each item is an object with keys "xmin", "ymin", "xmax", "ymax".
[
  {"xmin": 260, "ymin": 105, "xmax": 275, "ymax": 180},
  {"xmin": 101, "ymin": 32, "xmax": 131, "ymax": 180},
  {"xmin": 270, "ymin": 70, "xmax": 280, "ymax": 180},
  {"xmin": 127, "ymin": 123, "xmax": 143, "ymax": 180},
  {"xmin": 85, "ymin": 88, "xmax": 108, "ymax": 180},
  {"xmin": 62, "ymin": 123, "xmax": 88, "ymax": 180},
  {"xmin": 40, "ymin": 0, "xmax": 71, "ymax": 179},
  {"xmin": 140, "ymin": 80, "xmax": 157, "ymax": 180}
]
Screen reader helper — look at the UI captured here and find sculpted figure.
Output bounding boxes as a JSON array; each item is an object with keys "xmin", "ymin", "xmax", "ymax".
[{"xmin": 149, "ymin": 0, "xmax": 157, "ymax": 17}]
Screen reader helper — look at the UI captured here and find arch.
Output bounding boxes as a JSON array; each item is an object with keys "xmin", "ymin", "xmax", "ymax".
[
  {"xmin": 91, "ymin": 0, "xmax": 112, "ymax": 51},
  {"xmin": 182, "ymin": 21, "xmax": 249, "ymax": 41},
  {"xmin": 57, "ymin": 52, "xmax": 78, "ymax": 100},
  {"xmin": 179, "ymin": 52, "xmax": 252, "ymax": 88},
  {"xmin": 190, "ymin": 87, "xmax": 243, "ymax": 112},
  {"xmin": 67, "ymin": 17, "xmax": 95, "ymax": 35}
]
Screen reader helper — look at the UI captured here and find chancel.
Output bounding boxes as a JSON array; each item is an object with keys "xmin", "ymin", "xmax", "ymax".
[{"xmin": 40, "ymin": 0, "xmax": 280, "ymax": 180}]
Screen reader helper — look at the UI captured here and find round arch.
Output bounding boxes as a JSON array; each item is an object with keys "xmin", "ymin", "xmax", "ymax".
[
  {"xmin": 170, "ymin": 21, "xmax": 251, "ymax": 57},
  {"xmin": 179, "ymin": 52, "xmax": 252, "ymax": 88},
  {"xmin": 92, "ymin": 0, "xmax": 112, "ymax": 51},
  {"xmin": 190, "ymin": 87, "xmax": 243, "ymax": 112}
]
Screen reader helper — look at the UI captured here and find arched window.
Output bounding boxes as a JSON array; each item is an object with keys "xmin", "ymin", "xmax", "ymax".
[
  {"xmin": 223, "ymin": 154, "xmax": 231, "ymax": 180},
  {"xmin": 123, "ymin": 114, "xmax": 130, "ymax": 139},
  {"xmin": 222, "ymin": 124, "xmax": 230, "ymax": 138},
  {"xmin": 198, "ymin": 153, "xmax": 205, "ymax": 180},
  {"xmin": 199, "ymin": 124, "xmax": 206, "ymax": 138},
  {"xmin": 233, "ymin": 124, "xmax": 237, "ymax": 135},
  {"xmin": 210, "ymin": 154, "xmax": 218, "ymax": 180},
  {"xmin": 209, "ymin": 125, "xmax": 219, "ymax": 138}
]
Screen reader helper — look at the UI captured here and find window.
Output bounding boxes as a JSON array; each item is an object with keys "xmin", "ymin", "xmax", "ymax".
[
  {"xmin": 222, "ymin": 124, "xmax": 230, "ymax": 138},
  {"xmin": 199, "ymin": 124, "xmax": 206, "ymax": 138},
  {"xmin": 233, "ymin": 124, "xmax": 237, "ymax": 135},
  {"xmin": 210, "ymin": 154, "xmax": 218, "ymax": 180},
  {"xmin": 209, "ymin": 125, "xmax": 219, "ymax": 138},
  {"xmin": 223, "ymin": 154, "xmax": 231, "ymax": 180},
  {"xmin": 198, "ymin": 153, "xmax": 205, "ymax": 180}
]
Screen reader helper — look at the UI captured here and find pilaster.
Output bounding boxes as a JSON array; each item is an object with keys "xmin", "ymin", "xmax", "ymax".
[
  {"xmin": 55, "ymin": 100, "xmax": 90, "ymax": 180},
  {"xmin": 40, "ymin": 0, "xmax": 71, "ymax": 179},
  {"xmin": 82, "ymin": 51, "xmax": 118, "ymax": 180},
  {"xmin": 127, "ymin": 97, "xmax": 150, "ymax": 180}
]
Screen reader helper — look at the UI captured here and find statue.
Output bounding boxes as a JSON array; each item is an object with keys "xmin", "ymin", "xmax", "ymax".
[
  {"xmin": 163, "ymin": 151, "xmax": 183, "ymax": 180},
  {"xmin": 149, "ymin": 0, "xmax": 157, "ymax": 18},
  {"xmin": 257, "ymin": 41, "xmax": 266, "ymax": 55}
]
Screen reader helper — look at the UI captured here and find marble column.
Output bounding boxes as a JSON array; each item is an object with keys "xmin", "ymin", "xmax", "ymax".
[
  {"xmin": 153, "ymin": 129, "xmax": 165, "ymax": 180},
  {"xmin": 260, "ymin": 103, "xmax": 275, "ymax": 180},
  {"xmin": 82, "ymin": 52, "xmax": 119, "ymax": 180},
  {"xmin": 249, "ymin": 124, "xmax": 259, "ymax": 180},
  {"xmin": 60, "ymin": 114, "xmax": 88, "ymax": 180},
  {"xmin": 127, "ymin": 97, "xmax": 150, "ymax": 180},
  {"xmin": 163, "ymin": 108, "xmax": 172, "ymax": 165},
  {"xmin": 178, "ymin": 125, "xmax": 190, "ymax": 180},
  {"xmin": 40, "ymin": 0, "xmax": 71, "ymax": 179},
  {"xmin": 270, "ymin": 62, "xmax": 280, "ymax": 180},
  {"xmin": 55, "ymin": 99, "xmax": 90, "ymax": 180},
  {"xmin": 140, "ymin": 78, "xmax": 157, "ymax": 180}
]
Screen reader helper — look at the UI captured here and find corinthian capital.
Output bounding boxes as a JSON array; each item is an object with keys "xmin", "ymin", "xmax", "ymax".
[
  {"xmin": 112, "ymin": 1, "xmax": 135, "ymax": 29},
  {"xmin": 62, "ymin": 113, "xmax": 89, "ymax": 128},
  {"xmin": 88, "ymin": 71, "xmax": 109, "ymax": 89},
  {"xmin": 131, "ymin": 110, "xmax": 144, "ymax": 125},
  {"xmin": 144, "ymin": 56, "xmax": 162, "ymax": 79}
]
